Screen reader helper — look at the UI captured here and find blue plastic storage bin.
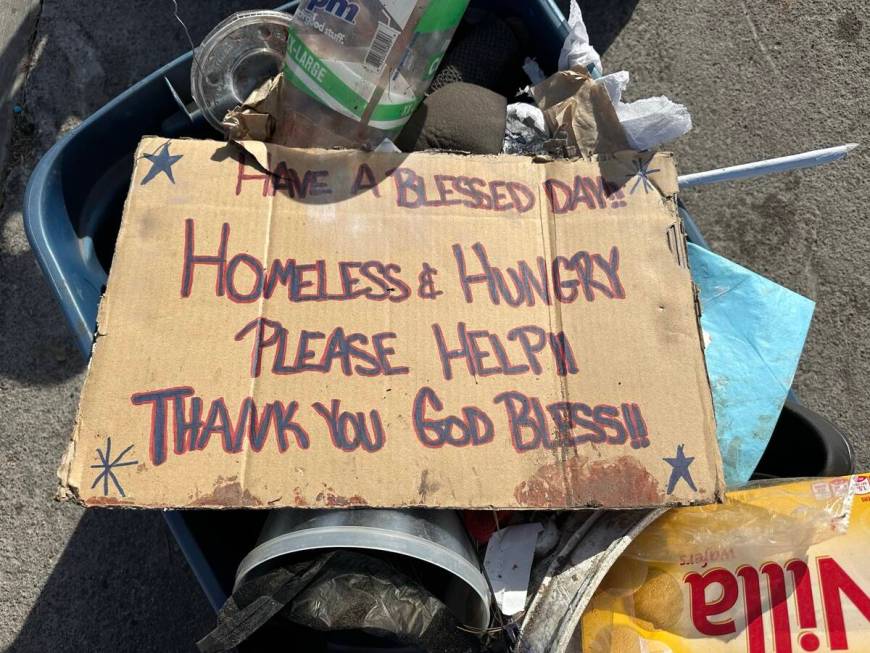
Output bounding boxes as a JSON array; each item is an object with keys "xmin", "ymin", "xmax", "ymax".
[
  {"xmin": 24, "ymin": 0, "xmax": 848, "ymax": 618},
  {"xmin": 23, "ymin": 0, "xmax": 602, "ymax": 613},
  {"xmin": 21, "ymin": 0, "xmax": 707, "ymax": 364}
]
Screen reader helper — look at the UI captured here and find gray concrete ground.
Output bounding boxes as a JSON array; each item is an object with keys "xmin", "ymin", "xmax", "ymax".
[{"xmin": 0, "ymin": 0, "xmax": 867, "ymax": 650}]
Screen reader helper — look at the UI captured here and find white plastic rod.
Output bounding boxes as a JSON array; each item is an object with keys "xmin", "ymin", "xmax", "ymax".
[{"xmin": 678, "ymin": 143, "xmax": 858, "ymax": 188}]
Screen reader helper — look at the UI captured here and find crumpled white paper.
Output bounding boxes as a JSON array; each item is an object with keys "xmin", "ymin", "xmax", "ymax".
[{"xmin": 484, "ymin": 523, "xmax": 543, "ymax": 616}]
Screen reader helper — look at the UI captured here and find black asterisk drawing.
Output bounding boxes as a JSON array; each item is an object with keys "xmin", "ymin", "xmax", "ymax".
[
  {"xmin": 90, "ymin": 437, "xmax": 138, "ymax": 497},
  {"xmin": 625, "ymin": 159, "xmax": 661, "ymax": 195}
]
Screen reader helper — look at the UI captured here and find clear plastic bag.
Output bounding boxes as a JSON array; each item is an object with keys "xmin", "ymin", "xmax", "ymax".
[{"xmin": 285, "ymin": 551, "xmax": 479, "ymax": 653}]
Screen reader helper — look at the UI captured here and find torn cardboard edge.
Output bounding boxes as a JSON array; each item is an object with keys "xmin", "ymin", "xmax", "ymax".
[
  {"xmin": 233, "ymin": 138, "xmax": 678, "ymax": 195},
  {"xmin": 59, "ymin": 137, "xmax": 722, "ymax": 509}
]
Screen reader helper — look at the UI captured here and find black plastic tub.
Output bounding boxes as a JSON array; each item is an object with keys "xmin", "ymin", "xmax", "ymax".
[{"xmin": 753, "ymin": 400, "xmax": 854, "ymax": 480}]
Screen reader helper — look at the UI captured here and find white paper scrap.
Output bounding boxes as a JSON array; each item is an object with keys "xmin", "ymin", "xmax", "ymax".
[{"xmin": 484, "ymin": 522, "xmax": 543, "ymax": 616}]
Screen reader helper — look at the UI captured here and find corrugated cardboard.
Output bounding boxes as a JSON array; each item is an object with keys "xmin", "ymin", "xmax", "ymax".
[{"xmin": 59, "ymin": 136, "xmax": 723, "ymax": 509}]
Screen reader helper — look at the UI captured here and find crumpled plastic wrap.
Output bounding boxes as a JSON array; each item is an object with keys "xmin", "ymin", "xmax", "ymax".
[
  {"xmin": 556, "ymin": 2, "xmax": 691, "ymax": 152},
  {"xmin": 597, "ymin": 70, "xmax": 693, "ymax": 151},
  {"xmin": 287, "ymin": 551, "xmax": 441, "ymax": 638},
  {"xmin": 285, "ymin": 551, "xmax": 478, "ymax": 653},
  {"xmin": 503, "ymin": 102, "xmax": 549, "ymax": 155},
  {"xmin": 628, "ymin": 478, "xmax": 851, "ymax": 566},
  {"xmin": 616, "ymin": 95, "xmax": 692, "ymax": 151},
  {"xmin": 558, "ymin": 0, "xmax": 602, "ymax": 77},
  {"xmin": 199, "ymin": 550, "xmax": 478, "ymax": 653}
]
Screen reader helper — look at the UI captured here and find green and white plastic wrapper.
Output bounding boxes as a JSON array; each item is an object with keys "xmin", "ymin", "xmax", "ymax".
[{"xmin": 283, "ymin": 0, "xmax": 469, "ymax": 146}]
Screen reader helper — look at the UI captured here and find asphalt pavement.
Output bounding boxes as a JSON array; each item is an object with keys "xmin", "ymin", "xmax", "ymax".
[{"xmin": 0, "ymin": 1, "xmax": 867, "ymax": 650}]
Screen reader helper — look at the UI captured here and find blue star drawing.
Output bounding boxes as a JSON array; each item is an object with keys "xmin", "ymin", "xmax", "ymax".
[
  {"xmin": 140, "ymin": 142, "xmax": 183, "ymax": 185},
  {"xmin": 625, "ymin": 159, "xmax": 660, "ymax": 195},
  {"xmin": 663, "ymin": 444, "xmax": 697, "ymax": 494},
  {"xmin": 90, "ymin": 437, "xmax": 138, "ymax": 497}
]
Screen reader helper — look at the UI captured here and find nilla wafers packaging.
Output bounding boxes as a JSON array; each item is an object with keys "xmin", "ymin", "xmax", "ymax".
[{"xmin": 580, "ymin": 474, "xmax": 869, "ymax": 652}]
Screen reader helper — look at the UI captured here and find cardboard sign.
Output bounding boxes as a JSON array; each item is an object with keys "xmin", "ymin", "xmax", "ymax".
[{"xmin": 59, "ymin": 137, "xmax": 723, "ymax": 509}]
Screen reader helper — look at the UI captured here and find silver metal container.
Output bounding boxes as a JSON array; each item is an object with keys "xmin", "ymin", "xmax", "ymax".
[{"xmin": 236, "ymin": 508, "xmax": 491, "ymax": 629}]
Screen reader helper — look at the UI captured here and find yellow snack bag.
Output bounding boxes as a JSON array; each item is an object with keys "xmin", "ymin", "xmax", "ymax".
[{"xmin": 581, "ymin": 474, "xmax": 870, "ymax": 652}]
